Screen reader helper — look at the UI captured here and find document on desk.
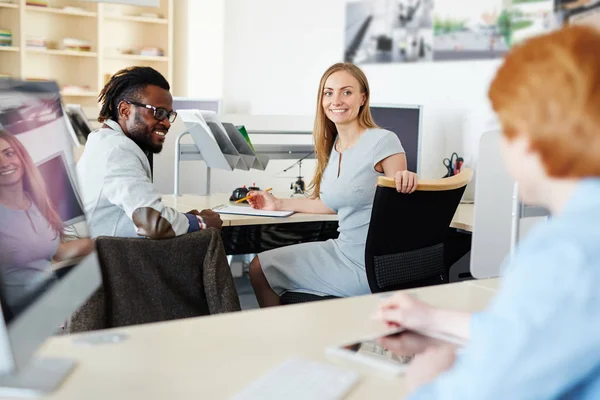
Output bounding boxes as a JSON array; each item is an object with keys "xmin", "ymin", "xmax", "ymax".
[{"xmin": 212, "ymin": 204, "xmax": 294, "ymax": 218}]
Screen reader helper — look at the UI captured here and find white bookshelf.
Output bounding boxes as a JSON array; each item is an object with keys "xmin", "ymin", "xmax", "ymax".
[
  {"xmin": 25, "ymin": 5, "xmax": 96, "ymax": 17},
  {"xmin": 0, "ymin": 0, "xmax": 173, "ymax": 116},
  {"xmin": 105, "ymin": 14, "xmax": 167, "ymax": 24}
]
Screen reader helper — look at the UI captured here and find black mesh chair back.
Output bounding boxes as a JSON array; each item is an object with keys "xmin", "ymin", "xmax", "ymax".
[{"xmin": 365, "ymin": 169, "xmax": 473, "ymax": 293}]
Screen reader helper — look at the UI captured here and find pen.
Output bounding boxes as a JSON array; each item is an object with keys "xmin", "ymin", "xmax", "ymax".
[{"xmin": 235, "ymin": 188, "xmax": 272, "ymax": 203}]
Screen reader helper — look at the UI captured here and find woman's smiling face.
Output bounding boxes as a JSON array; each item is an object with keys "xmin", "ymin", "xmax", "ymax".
[{"xmin": 0, "ymin": 137, "xmax": 24, "ymax": 188}]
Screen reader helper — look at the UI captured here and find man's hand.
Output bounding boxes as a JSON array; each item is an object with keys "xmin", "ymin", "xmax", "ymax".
[{"xmin": 188, "ymin": 209, "xmax": 223, "ymax": 231}]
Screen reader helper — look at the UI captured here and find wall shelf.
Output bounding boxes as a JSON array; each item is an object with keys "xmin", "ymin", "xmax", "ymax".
[
  {"xmin": 0, "ymin": 2, "xmax": 18, "ymax": 9},
  {"xmin": 60, "ymin": 90, "xmax": 98, "ymax": 97},
  {"xmin": 26, "ymin": 48, "xmax": 97, "ymax": 57},
  {"xmin": 25, "ymin": 5, "xmax": 97, "ymax": 17},
  {"xmin": 0, "ymin": 46, "xmax": 20, "ymax": 52},
  {"xmin": 105, "ymin": 14, "xmax": 167, "ymax": 24},
  {"xmin": 106, "ymin": 53, "xmax": 168, "ymax": 62}
]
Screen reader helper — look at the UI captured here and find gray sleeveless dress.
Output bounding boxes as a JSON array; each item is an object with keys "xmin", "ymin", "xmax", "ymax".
[{"xmin": 258, "ymin": 128, "xmax": 405, "ymax": 297}]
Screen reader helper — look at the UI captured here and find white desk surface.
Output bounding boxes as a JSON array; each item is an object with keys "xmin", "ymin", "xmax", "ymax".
[
  {"xmin": 162, "ymin": 193, "xmax": 474, "ymax": 232},
  {"xmin": 466, "ymin": 277, "xmax": 502, "ymax": 292},
  {"xmin": 37, "ymin": 280, "xmax": 498, "ymax": 400}
]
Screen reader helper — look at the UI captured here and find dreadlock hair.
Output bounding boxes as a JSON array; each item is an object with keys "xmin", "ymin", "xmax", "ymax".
[{"xmin": 97, "ymin": 66, "xmax": 170, "ymax": 123}]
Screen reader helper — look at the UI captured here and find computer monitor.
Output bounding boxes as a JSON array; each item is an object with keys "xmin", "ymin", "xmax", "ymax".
[
  {"xmin": 64, "ymin": 104, "xmax": 93, "ymax": 145},
  {"xmin": 36, "ymin": 152, "xmax": 86, "ymax": 227},
  {"xmin": 172, "ymin": 97, "xmax": 220, "ymax": 113},
  {"xmin": 370, "ymin": 104, "xmax": 422, "ymax": 173},
  {"xmin": 470, "ymin": 130, "xmax": 549, "ymax": 279},
  {"xmin": 0, "ymin": 79, "xmax": 101, "ymax": 395}
]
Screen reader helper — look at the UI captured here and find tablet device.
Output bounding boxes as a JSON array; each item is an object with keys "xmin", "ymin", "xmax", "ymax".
[{"xmin": 326, "ymin": 329, "xmax": 465, "ymax": 376}]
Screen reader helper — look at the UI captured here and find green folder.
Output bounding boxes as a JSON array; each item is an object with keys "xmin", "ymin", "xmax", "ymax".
[{"xmin": 236, "ymin": 125, "xmax": 255, "ymax": 151}]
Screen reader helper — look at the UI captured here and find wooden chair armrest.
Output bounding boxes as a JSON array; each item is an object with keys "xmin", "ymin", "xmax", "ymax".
[{"xmin": 377, "ymin": 168, "xmax": 473, "ymax": 191}]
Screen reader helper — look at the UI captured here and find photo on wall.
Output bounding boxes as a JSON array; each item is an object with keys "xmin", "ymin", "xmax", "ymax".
[
  {"xmin": 345, "ymin": 0, "xmax": 556, "ymax": 65},
  {"xmin": 555, "ymin": 0, "xmax": 600, "ymax": 27},
  {"xmin": 345, "ymin": 0, "xmax": 435, "ymax": 64}
]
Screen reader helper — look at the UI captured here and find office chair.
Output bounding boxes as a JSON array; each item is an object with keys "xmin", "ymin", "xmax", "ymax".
[
  {"xmin": 68, "ymin": 229, "xmax": 241, "ymax": 332},
  {"xmin": 280, "ymin": 169, "xmax": 473, "ymax": 304},
  {"xmin": 365, "ymin": 169, "xmax": 472, "ymax": 292}
]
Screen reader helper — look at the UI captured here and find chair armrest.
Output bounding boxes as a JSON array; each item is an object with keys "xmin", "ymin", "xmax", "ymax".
[{"xmin": 377, "ymin": 168, "xmax": 473, "ymax": 191}]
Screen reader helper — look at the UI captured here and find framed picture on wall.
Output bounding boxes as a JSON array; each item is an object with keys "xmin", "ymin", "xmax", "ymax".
[
  {"xmin": 345, "ymin": 0, "xmax": 557, "ymax": 65},
  {"xmin": 555, "ymin": 0, "xmax": 600, "ymax": 27}
]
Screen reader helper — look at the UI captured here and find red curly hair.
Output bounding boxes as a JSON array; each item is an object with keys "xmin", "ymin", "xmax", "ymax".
[{"xmin": 489, "ymin": 25, "xmax": 600, "ymax": 178}]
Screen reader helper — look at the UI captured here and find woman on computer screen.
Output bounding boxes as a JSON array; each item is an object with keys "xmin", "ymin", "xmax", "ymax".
[
  {"xmin": 246, "ymin": 62, "xmax": 419, "ymax": 307},
  {"xmin": 0, "ymin": 130, "xmax": 93, "ymax": 311},
  {"xmin": 373, "ymin": 25, "xmax": 600, "ymax": 399}
]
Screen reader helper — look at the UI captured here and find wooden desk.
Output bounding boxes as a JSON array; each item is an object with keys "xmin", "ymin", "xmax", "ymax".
[
  {"xmin": 162, "ymin": 194, "xmax": 474, "ymax": 232},
  {"xmin": 37, "ymin": 280, "xmax": 497, "ymax": 399}
]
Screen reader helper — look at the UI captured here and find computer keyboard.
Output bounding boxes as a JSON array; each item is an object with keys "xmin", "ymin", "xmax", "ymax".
[{"xmin": 231, "ymin": 358, "xmax": 360, "ymax": 400}]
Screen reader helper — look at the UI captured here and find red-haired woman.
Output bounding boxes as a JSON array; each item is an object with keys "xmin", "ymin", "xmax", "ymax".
[
  {"xmin": 0, "ymin": 130, "xmax": 93, "ymax": 309},
  {"xmin": 373, "ymin": 25, "xmax": 600, "ymax": 399}
]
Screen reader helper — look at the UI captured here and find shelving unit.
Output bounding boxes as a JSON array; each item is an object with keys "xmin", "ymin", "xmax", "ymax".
[
  {"xmin": 105, "ymin": 14, "xmax": 167, "ymax": 24},
  {"xmin": 25, "ymin": 5, "xmax": 96, "ymax": 17},
  {"xmin": 106, "ymin": 53, "xmax": 168, "ymax": 62},
  {"xmin": 0, "ymin": 0, "xmax": 173, "ymax": 118},
  {"xmin": 26, "ymin": 48, "xmax": 97, "ymax": 57}
]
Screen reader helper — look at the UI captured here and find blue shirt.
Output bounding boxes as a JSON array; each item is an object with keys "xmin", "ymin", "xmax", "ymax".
[{"xmin": 410, "ymin": 178, "xmax": 600, "ymax": 400}]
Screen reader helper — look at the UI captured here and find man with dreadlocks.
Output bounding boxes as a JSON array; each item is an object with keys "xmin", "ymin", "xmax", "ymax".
[{"xmin": 76, "ymin": 66, "xmax": 222, "ymax": 239}]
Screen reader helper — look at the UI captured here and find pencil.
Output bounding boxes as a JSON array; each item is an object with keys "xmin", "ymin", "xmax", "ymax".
[{"xmin": 235, "ymin": 188, "xmax": 272, "ymax": 203}]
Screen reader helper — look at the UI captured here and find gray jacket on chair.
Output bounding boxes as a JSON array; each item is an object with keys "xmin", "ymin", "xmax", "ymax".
[{"xmin": 68, "ymin": 229, "xmax": 240, "ymax": 333}]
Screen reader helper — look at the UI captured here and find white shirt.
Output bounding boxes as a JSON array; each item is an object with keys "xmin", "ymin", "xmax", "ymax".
[{"xmin": 76, "ymin": 119, "xmax": 190, "ymax": 238}]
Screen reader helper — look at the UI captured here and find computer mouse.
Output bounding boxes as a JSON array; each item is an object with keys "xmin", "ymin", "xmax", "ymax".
[{"xmin": 230, "ymin": 187, "xmax": 250, "ymax": 202}]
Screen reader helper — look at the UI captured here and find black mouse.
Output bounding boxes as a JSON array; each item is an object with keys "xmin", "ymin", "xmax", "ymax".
[{"xmin": 230, "ymin": 187, "xmax": 250, "ymax": 202}]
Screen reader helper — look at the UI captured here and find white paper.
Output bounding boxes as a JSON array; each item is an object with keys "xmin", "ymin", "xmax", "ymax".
[{"xmin": 212, "ymin": 204, "xmax": 294, "ymax": 218}]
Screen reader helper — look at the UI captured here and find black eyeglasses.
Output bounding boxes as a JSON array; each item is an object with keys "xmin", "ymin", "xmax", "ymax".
[{"xmin": 126, "ymin": 101, "xmax": 177, "ymax": 123}]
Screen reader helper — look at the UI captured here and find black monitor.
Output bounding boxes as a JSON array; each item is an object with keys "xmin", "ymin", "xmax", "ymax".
[
  {"xmin": 36, "ymin": 151, "xmax": 86, "ymax": 226},
  {"xmin": 65, "ymin": 105, "xmax": 93, "ymax": 145},
  {"xmin": 370, "ymin": 105, "xmax": 422, "ymax": 173},
  {"xmin": 172, "ymin": 97, "xmax": 220, "ymax": 113}
]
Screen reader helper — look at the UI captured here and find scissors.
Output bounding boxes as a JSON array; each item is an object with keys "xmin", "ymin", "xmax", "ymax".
[{"xmin": 443, "ymin": 152, "xmax": 459, "ymax": 177}]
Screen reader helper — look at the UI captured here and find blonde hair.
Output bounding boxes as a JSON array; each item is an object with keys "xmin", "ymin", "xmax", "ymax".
[
  {"xmin": 0, "ymin": 130, "xmax": 63, "ymax": 236},
  {"xmin": 310, "ymin": 62, "xmax": 378, "ymax": 198},
  {"xmin": 489, "ymin": 25, "xmax": 600, "ymax": 178}
]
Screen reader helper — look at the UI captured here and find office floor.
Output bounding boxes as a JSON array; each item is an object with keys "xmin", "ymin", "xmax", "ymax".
[{"xmin": 234, "ymin": 275, "xmax": 260, "ymax": 310}]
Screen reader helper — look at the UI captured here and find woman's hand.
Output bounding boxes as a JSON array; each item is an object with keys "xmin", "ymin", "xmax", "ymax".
[
  {"xmin": 395, "ymin": 170, "xmax": 418, "ymax": 193},
  {"xmin": 377, "ymin": 331, "xmax": 439, "ymax": 358},
  {"xmin": 372, "ymin": 292, "xmax": 435, "ymax": 332},
  {"xmin": 247, "ymin": 191, "xmax": 281, "ymax": 211},
  {"xmin": 406, "ymin": 344, "xmax": 457, "ymax": 394},
  {"xmin": 54, "ymin": 238, "xmax": 94, "ymax": 262}
]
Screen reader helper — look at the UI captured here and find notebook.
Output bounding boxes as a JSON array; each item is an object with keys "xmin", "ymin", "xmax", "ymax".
[{"xmin": 212, "ymin": 204, "xmax": 294, "ymax": 218}]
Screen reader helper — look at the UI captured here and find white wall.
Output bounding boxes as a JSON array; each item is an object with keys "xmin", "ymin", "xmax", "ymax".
[
  {"xmin": 160, "ymin": 0, "xmax": 503, "ymax": 197},
  {"xmin": 222, "ymin": 0, "xmax": 501, "ymax": 181},
  {"xmin": 172, "ymin": 0, "xmax": 224, "ymax": 98},
  {"xmin": 154, "ymin": 0, "xmax": 225, "ymax": 195}
]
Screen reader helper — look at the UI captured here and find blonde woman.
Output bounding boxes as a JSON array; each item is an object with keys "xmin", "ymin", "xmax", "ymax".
[
  {"xmin": 248, "ymin": 63, "xmax": 418, "ymax": 307},
  {"xmin": 0, "ymin": 130, "xmax": 93, "ymax": 309}
]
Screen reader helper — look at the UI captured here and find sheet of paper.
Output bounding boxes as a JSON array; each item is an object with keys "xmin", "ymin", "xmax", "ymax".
[{"xmin": 212, "ymin": 204, "xmax": 294, "ymax": 218}]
